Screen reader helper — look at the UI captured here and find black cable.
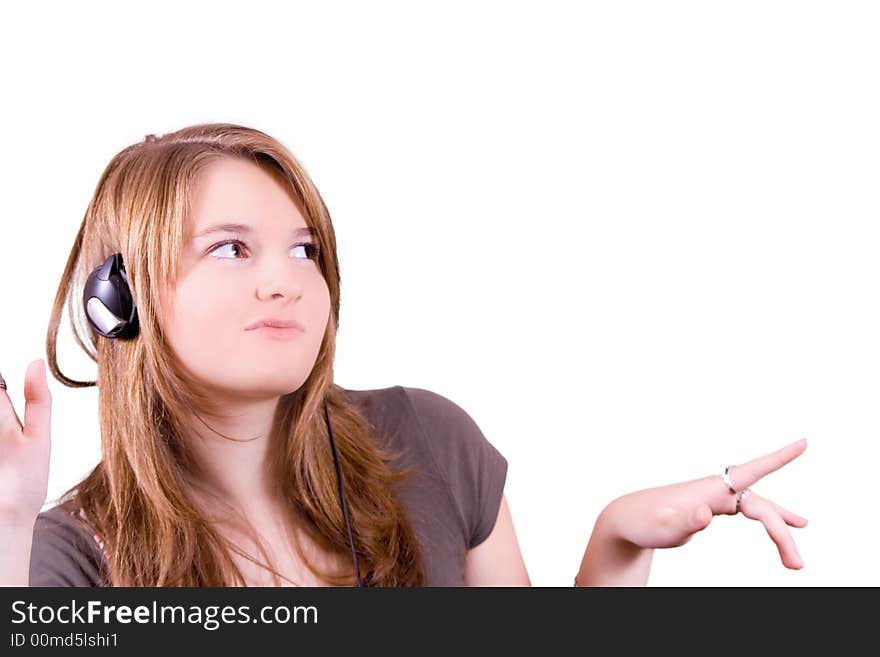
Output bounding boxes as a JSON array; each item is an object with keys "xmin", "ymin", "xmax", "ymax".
[{"xmin": 324, "ymin": 398, "xmax": 363, "ymax": 587}]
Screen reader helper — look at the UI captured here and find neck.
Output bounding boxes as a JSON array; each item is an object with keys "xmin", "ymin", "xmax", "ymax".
[{"xmin": 186, "ymin": 395, "xmax": 283, "ymax": 514}]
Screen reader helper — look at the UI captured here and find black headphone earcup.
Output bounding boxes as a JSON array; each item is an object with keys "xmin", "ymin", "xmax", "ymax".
[{"xmin": 83, "ymin": 253, "xmax": 139, "ymax": 339}]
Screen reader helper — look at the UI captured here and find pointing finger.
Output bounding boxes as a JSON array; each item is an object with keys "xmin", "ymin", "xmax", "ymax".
[{"xmin": 729, "ymin": 438, "xmax": 807, "ymax": 491}]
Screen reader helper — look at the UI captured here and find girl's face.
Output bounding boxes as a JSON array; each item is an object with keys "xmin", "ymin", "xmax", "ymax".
[{"xmin": 163, "ymin": 156, "xmax": 331, "ymax": 401}]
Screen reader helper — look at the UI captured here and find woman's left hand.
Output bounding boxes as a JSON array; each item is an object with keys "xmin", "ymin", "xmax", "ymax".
[{"xmin": 601, "ymin": 438, "xmax": 809, "ymax": 569}]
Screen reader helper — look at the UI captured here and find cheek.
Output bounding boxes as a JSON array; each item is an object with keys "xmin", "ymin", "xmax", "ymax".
[
  {"xmin": 163, "ymin": 279, "xmax": 244, "ymax": 368},
  {"xmin": 311, "ymin": 279, "xmax": 332, "ymax": 330},
  {"xmin": 294, "ymin": 281, "xmax": 332, "ymax": 356},
  {"xmin": 163, "ymin": 275, "xmax": 333, "ymax": 388},
  {"xmin": 172, "ymin": 283, "xmax": 234, "ymax": 333}
]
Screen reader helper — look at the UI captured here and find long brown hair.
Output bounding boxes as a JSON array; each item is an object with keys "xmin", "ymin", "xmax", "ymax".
[{"xmin": 44, "ymin": 123, "xmax": 425, "ymax": 586}]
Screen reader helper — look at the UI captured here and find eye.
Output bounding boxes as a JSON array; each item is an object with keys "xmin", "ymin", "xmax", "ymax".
[
  {"xmin": 207, "ymin": 239, "xmax": 321, "ymax": 261},
  {"xmin": 208, "ymin": 240, "xmax": 248, "ymax": 259},
  {"xmin": 292, "ymin": 242, "xmax": 321, "ymax": 261}
]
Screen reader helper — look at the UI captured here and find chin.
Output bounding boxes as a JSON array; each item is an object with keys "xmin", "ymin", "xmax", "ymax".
[{"xmin": 200, "ymin": 372, "xmax": 307, "ymax": 399}]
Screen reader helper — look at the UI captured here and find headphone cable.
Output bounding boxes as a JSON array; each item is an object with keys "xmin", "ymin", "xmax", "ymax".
[{"xmin": 324, "ymin": 398, "xmax": 363, "ymax": 587}]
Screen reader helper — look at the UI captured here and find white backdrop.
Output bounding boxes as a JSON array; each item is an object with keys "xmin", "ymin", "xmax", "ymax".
[{"xmin": 1, "ymin": 1, "xmax": 876, "ymax": 586}]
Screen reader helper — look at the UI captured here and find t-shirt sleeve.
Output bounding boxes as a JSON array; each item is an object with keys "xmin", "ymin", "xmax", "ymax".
[
  {"xmin": 29, "ymin": 507, "xmax": 105, "ymax": 587},
  {"xmin": 402, "ymin": 387, "xmax": 508, "ymax": 549}
]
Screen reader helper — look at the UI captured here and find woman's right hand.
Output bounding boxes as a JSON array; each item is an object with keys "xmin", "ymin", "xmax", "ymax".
[{"xmin": 0, "ymin": 359, "xmax": 52, "ymax": 528}]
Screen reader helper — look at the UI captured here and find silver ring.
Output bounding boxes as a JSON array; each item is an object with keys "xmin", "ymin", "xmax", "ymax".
[
  {"xmin": 735, "ymin": 489, "xmax": 750, "ymax": 514},
  {"xmin": 721, "ymin": 465, "xmax": 738, "ymax": 494}
]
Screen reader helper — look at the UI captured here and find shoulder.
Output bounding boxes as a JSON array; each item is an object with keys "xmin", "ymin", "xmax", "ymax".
[
  {"xmin": 400, "ymin": 386, "xmax": 506, "ymax": 475},
  {"xmin": 343, "ymin": 384, "xmax": 493, "ymax": 445},
  {"xmin": 403, "ymin": 387, "xmax": 508, "ymax": 548},
  {"xmin": 30, "ymin": 499, "xmax": 106, "ymax": 587},
  {"xmin": 343, "ymin": 384, "xmax": 504, "ymax": 465},
  {"xmin": 345, "ymin": 385, "xmax": 508, "ymax": 549}
]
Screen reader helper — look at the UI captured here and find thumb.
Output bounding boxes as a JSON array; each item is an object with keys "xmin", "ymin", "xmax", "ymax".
[
  {"xmin": 22, "ymin": 359, "xmax": 51, "ymax": 440},
  {"xmin": 691, "ymin": 504, "xmax": 713, "ymax": 533}
]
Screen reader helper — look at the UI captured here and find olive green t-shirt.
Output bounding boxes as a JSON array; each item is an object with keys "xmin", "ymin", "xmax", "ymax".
[{"xmin": 28, "ymin": 385, "xmax": 508, "ymax": 587}]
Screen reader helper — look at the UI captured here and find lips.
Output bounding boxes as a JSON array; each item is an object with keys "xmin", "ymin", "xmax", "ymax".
[{"xmin": 246, "ymin": 318, "xmax": 305, "ymax": 331}]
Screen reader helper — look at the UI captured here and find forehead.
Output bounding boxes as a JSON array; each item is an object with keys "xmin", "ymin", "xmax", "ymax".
[{"xmin": 188, "ymin": 157, "xmax": 308, "ymax": 234}]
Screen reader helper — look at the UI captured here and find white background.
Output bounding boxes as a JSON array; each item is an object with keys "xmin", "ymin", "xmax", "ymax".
[{"xmin": 1, "ymin": 1, "xmax": 877, "ymax": 586}]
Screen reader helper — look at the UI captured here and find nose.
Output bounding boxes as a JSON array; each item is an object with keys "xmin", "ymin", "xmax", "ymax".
[{"xmin": 255, "ymin": 254, "xmax": 305, "ymax": 301}]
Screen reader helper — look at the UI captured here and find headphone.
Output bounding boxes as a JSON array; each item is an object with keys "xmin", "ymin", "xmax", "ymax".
[{"xmin": 84, "ymin": 252, "xmax": 363, "ymax": 587}]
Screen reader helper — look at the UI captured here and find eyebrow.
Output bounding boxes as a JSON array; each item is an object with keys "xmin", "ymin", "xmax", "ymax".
[{"xmin": 192, "ymin": 223, "xmax": 316, "ymax": 239}]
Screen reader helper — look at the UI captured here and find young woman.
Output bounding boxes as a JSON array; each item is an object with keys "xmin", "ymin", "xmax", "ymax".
[{"xmin": 0, "ymin": 123, "xmax": 808, "ymax": 587}]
